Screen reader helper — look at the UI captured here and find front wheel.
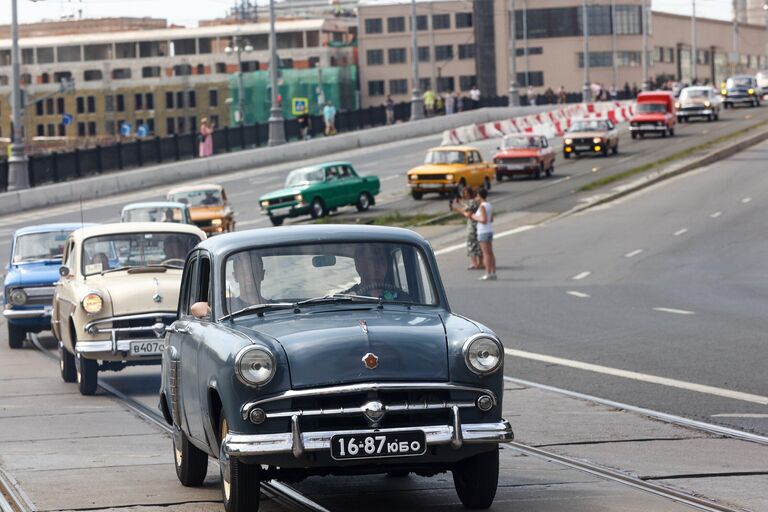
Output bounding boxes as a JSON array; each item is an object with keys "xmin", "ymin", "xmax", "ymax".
[
  {"xmin": 482, "ymin": 177, "xmax": 492, "ymax": 191},
  {"xmin": 669, "ymin": 127, "xmax": 675, "ymax": 136},
  {"xmin": 269, "ymin": 216, "xmax": 284, "ymax": 227},
  {"xmin": 546, "ymin": 163, "xmax": 554, "ymax": 177},
  {"xmin": 220, "ymin": 418, "xmax": 261, "ymax": 512},
  {"xmin": 8, "ymin": 324, "xmax": 25, "ymax": 349},
  {"xmin": 631, "ymin": 132, "xmax": 637, "ymax": 140},
  {"xmin": 60, "ymin": 342, "xmax": 76, "ymax": 383},
  {"xmin": 356, "ymin": 192, "xmax": 373, "ymax": 212},
  {"xmin": 612, "ymin": 143, "xmax": 619, "ymax": 155},
  {"xmin": 310, "ymin": 198, "xmax": 326, "ymax": 219},
  {"xmin": 453, "ymin": 449, "xmax": 499, "ymax": 509},
  {"xmin": 174, "ymin": 427, "xmax": 208, "ymax": 487},
  {"xmin": 411, "ymin": 190, "xmax": 423, "ymax": 200},
  {"xmin": 76, "ymin": 354, "xmax": 98, "ymax": 396},
  {"xmin": 534, "ymin": 164, "xmax": 543, "ymax": 180},
  {"xmin": 495, "ymin": 173, "xmax": 503, "ymax": 183}
]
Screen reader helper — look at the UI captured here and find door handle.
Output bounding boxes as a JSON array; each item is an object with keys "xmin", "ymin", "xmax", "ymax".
[{"xmin": 169, "ymin": 325, "xmax": 189, "ymax": 334}]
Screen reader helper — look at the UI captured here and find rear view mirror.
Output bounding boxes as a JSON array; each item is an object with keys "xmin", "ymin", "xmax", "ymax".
[
  {"xmin": 59, "ymin": 266, "xmax": 70, "ymax": 277},
  {"xmin": 312, "ymin": 255, "xmax": 337, "ymax": 267}
]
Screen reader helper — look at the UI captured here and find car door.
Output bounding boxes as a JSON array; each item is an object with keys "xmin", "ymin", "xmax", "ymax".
[
  {"xmin": 338, "ymin": 164, "xmax": 361, "ymax": 205},
  {"xmin": 321, "ymin": 165, "xmax": 344, "ymax": 209},
  {"xmin": 540, "ymin": 136, "xmax": 554, "ymax": 168},
  {"xmin": 472, "ymin": 150, "xmax": 490, "ymax": 185},
  {"xmin": 54, "ymin": 238, "xmax": 79, "ymax": 351}
]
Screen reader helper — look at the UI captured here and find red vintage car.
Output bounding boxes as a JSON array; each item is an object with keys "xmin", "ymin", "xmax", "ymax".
[{"xmin": 492, "ymin": 134, "xmax": 555, "ymax": 181}]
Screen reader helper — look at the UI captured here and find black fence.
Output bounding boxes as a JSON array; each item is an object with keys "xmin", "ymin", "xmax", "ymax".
[{"xmin": 0, "ymin": 91, "xmax": 634, "ymax": 193}]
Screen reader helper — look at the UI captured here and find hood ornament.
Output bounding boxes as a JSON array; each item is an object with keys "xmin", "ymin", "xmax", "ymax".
[
  {"xmin": 362, "ymin": 400, "xmax": 385, "ymax": 427},
  {"xmin": 362, "ymin": 352, "xmax": 379, "ymax": 370},
  {"xmin": 358, "ymin": 319, "xmax": 368, "ymax": 334},
  {"xmin": 152, "ymin": 278, "xmax": 163, "ymax": 303}
]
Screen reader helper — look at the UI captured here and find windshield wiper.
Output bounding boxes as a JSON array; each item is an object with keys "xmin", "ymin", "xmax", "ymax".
[
  {"xmin": 99, "ymin": 266, "xmax": 132, "ymax": 275},
  {"xmin": 220, "ymin": 302, "xmax": 295, "ymax": 321},
  {"xmin": 295, "ymin": 294, "xmax": 384, "ymax": 308}
]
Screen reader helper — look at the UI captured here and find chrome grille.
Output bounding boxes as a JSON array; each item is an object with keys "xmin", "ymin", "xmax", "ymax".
[
  {"xmin": 268, "ymin": 196, "xmax": 295, "ymax": 206},
  {"xmin": 19, "ymin": 286, "xmax": 55, "ymax": 306},
  {"xmin": 498, "ymin": 157, "xmax": 532, "ymax": 165}
]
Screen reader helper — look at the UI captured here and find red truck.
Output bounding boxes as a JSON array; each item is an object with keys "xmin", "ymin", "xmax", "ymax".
[{"xmin": 629, "ymin": 91, "xmax": 676, "ymax": 139}]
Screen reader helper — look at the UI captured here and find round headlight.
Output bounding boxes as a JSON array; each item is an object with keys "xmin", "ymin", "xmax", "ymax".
[
  {"xmin": 81, "ymin": 293, "xmax": 103, "ymax": 314},
  {"xmin": 446, "ymin": 174, "xmax": 454, "ymax": 182},
  {"xmin": 564, "ymin": 138, "xmax": 573, "ymax": 144},
  {"xmin": 294, "ymin": 194, "xmax": 303, "ymax": 202},
  {"xmin": 748, "ymin": 88, "xmax": 755, "ymax": 95},
  {"xmin": 592, "ymin": 137, "xmax": 602, "ymax": 144},
  {"xmin": 211, "ymin": 219, "xmax": 223, "ymax": 226},
  {"xmin": 463, "ymin": 335, "xmax": 503, "ymax": 375},
  {"xmin": 235, "ymin": 346, "xmax": 276, "ymax": 388},
  {"xmin": 9, "ymin": 288, "xmax": 27, "ymax": 306},
  {"xmin": 260, "ymin": 200, "xmax": 269, "ymax": 208}
]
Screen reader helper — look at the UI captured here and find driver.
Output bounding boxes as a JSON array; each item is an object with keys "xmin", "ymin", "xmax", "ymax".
[
  {"xmin": 228, "ymin": 252, "xmax": 266, "ymax": 312},
  {"xmin": 200, "ymin": 191, "xmax": 220, "ymax": 205},
  {"xmin": 163, "ymin": 235, "xmax": 189, "ymax": 262},
  {"xmin": 346, "ymin": 244, "xmax": 407, "ymax": 301}
]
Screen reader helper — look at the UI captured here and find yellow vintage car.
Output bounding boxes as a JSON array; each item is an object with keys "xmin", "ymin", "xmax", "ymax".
[
  {"xmin": 166, "ymin": 183, "xmax": 235, "ymax": 235},
  {"xmin": 407, "ymin": 146, "xmax": 495, "ymax": 200}
]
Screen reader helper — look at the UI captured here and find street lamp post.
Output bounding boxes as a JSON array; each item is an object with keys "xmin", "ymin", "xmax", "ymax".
[
  {"xmin": 267, "ymin": 0, "xmax": 286, "ymax": 146},
  {"xmin": 691, "ymin": 0, "xmax": 697, "ymax": 83},
  {"xmin": 642, "ymin": 0, "xmax": 650, "ymax": 90},
  {"xmin": 8, "ymin": 0, "xmax": 29, "ymax": 191},
  {"xmin": 582, "ymin": 0, "xmax": 592, "ymax": 102},
  {"xmin": 224, "ymin": 34, "xmax": 253, "ymax": 125},
  {"xmin": 508, "ymin": 0, "xmax": 520, "ymax": 106},
  {"xmin": 410, "ymin": 0, "xmax": 424, "ymax": 121}
]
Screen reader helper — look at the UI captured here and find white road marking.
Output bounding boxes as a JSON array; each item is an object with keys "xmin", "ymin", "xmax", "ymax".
[
  {"xmin": 653, "ymin": 307, "xmax": 695, "ymax": 315},
  {"xmin": 504, "ymin": 348, "xmax": 768, "ymax": 405},
  {"xmin": 624, "ymin": 249, "xmax": 643, "ymax": 258},
  {"xmin": 237, "ymin": 218, "xmax": 267, "ymax": 227},
  {"xmin": 434, "ymin": 225, "xmax": 535, "ymax": 256},
  {"xmin": 710, "ymin": 211, "xmax": 723, "ymax": 218},
  {"xmin": 711, "ymin": 413, "xmax": 768, "ymax": 419},
  {"xmin": 380, "ymin": 174, "xmax": 401, "ymax": 182},
  {"xmin": 591, "ymin": 167, "xmax": 599, "ymax": 173},
  {"xmin": 566, "ymin": 291, "xmax": 590, "ymax": 298},
  {"xmin": 674, "ymin": 228, "xmax": 688, "ymax": 236},
  {"xmin": 741, "ymin": 197, "xmax": 752, "ymax": 204},
  {"xmin": 571, "ymin": 271, "xmax": 591, "ymax": 280}
]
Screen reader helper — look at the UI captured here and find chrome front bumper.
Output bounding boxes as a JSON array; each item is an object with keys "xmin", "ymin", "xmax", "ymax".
[
  {"xmin": 223, "ymin": 420, "xmax": 514, "ymax": 458},
  {"xmin": 75, "ymin": 339, "xmax": 164, "ymax": 361},
  {"xmin": 3, "ymin": 307, "xmax": 51, "ymax": 319}
]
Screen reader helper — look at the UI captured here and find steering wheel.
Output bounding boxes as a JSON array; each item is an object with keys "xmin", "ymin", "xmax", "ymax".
[
  {"xmin": 357, "ymin": 282, "xmax": 408, "ymax": 299},
  {"xmin": 160, "ymin": 258, "xmax": 185, "ymax": 266}
]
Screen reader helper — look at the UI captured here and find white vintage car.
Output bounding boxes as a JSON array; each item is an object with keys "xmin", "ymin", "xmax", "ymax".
[{"xmin": 52, "ymin": 223, "xmax": 206, "ymax": 395}]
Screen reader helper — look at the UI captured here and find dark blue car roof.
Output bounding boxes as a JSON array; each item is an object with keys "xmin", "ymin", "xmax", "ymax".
[
  {"xmin": 14, "ymin": 223, "xmax": 94, "ymax": 237},
  {"xmin": 198, "ymin": 225, "xmax": 431, "ymax": 258}
]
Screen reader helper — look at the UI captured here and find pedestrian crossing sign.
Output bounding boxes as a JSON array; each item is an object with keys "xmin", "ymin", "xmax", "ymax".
[{"xmin": 292, "ymin": 97, "xmax": 309, "ymax": 116}]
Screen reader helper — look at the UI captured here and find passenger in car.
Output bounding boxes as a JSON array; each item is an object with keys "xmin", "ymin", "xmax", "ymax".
[{"xmin": 227, "ymin": 252, "xmax": 266, "ymax": 312}]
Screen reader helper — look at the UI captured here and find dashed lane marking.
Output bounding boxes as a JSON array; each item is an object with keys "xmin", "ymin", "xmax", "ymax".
[
  {"xmin": 380, "ymin": 174, "xmax": 401, "ymax": 182},
  {"xmin": 742, "ymin": 197, "xmax": 752, "ymax": 204},
  {"xmin": 624, "ymin": 249, "xmax": 643, "ymax": 258},
  {"xmin": 571, "ymin": 271, "xmax": 591, "ymax": 280},
  {"xmin": 711, "ymin": 413, "xmax": 768, "ymax": 419},
  {"xmin": 653, "ymin": 307, "xmax": 695, "ymax": 315},
  {"xmin": 504, "ymin": 348, "xmax": 768, "ymax": 405},
  {"xmin": 566, "ymin": 291, "xmax": 590, "ymax": 298},
  {"xmin": 674, "ymin": 228, "xmax": 688, "ymax": 236},
  {"xmin": 710, "ymin": 211, "xmax": 723, "ymax": 218},
  {"xmin": 237, "ymin": 218, "xmax": 268, "ymax": 227},
  {"xmin": 434, "ymin": 225, "xmax": 535, "ymax": 256}
]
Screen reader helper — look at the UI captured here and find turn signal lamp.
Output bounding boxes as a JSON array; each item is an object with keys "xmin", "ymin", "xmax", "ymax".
[
  {"xmin": 721, "ymin": 89, "xmax": 728, "ymax": 95},
  {"xmin": 565, "ymin": 147, "xmax": 573, "ymax": 153},
  {"xmin": 748, "ymin": 88, "xmax": 755, "ymax": 95},
  {"xmin": 594, "ymin": 145, "xmax": 602, "ymax": 152}
]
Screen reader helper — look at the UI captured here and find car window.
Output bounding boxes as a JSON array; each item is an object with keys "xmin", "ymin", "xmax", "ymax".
[
  {"xmin": 181, "ymin": 255, "xmax": 199, "ymax": 317},
  {"xmin": 425, "ymin": 151, "xmax": 465, "ymax": 164},
  {"xmin": 473, "ymin": 151, "xmax": 482, "ymax": 163},
  {"xmin": 187, "ymin": 255, "xmax": 210, "ymax": 316},
  {"xmin": 338, "ymin": 166, "xmax": 352, "ymax": 179},
  {"xmin": 63, "ymin": 240, "xmax": 76, "ymax": 271},
  {"xmin": 13, "ymin": 230, "xmax": 70, "ymax": 263}
]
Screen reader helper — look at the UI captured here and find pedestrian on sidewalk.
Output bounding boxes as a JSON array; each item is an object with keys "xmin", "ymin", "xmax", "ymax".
[
  {"xmin": 445, "ymin": 91, "xmax": 455, "ymax": 115},
  {"xmin": 323, "ymin": 100, "xmax": 337, "ymax": 136},
  {"xmin": 557, "ymin": 85, "xmax": 567, "ymax": 104},
  {"xmin": 297, "ymin": 111, "xmax": 311, "ymax": 140},
  {"xmin": 423, "ymin": 87, "xmax": 436, "ymax": 117},
  {"xmin": 198, "ymin": 118, "xmax": 214, "ymax": 158},
  {"xmin": 459, "ymin": 188, "xmax": 495, "ymax": 280},
  {"xmin": 526, "ymin": 85, "xmax": 536, "ymax": 106},
  {"xmin": 469, "ymin": 85, "xmax": 481, "ymax": 109},
  {"xmin": 452, "ymin": 186, "xmax": 483, "ymax": 270},
  {"xmin": 384, "ymin": 95, "xmax": 395, "ymax": 125}
]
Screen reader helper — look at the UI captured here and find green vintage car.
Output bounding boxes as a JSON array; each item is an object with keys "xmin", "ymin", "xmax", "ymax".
[{"xmin": 259, "ymin": 162, "xmax": 381, "ymax": 226}]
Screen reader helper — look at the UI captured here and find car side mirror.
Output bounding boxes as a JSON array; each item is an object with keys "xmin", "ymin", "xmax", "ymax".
[
  {"xmin": 59, "ymin": 266, "xmax": 70, "ymax": 277},
  {"xmin": 191, "ymin": 301, "xmax": 211, "ymax": 320}
]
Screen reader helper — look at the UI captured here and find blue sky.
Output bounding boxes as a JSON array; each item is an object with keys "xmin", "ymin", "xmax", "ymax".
[{"xmin": 1, "ymin": 0, "xmax": 732, "ymax": 28}]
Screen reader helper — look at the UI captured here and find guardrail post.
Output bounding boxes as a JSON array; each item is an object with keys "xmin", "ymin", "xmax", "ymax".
[{"xmin": 173, "ymin": 134, "xmax": 180, "ymax": 161}]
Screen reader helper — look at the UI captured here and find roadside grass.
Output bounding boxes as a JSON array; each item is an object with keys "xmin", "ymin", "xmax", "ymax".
[{"xmin": 579, "ymin": 119, "xmax": 768, "ymax": 192}]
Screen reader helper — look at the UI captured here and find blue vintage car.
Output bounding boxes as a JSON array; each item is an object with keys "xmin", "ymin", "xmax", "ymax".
[
  {"xmin": 159, "ymin": 225, "xmax": 513, "ymax": 512},
  {"xmin": 2, "ymin": 224, "xmax": 86, "ymax": 348}
]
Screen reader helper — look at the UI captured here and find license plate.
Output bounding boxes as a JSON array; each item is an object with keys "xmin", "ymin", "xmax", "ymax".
[
  {"xmin": 330, "ymin": 430, "xmax": 426, "ymax": 460},
  {"xmin": 270, "ymin": 205, "xmax": 293, "ymax": 214},
  {"xmin": 129, "ymin": 340, "xmax": 164, "ymax": 356},
  {"xmin": 575, "ymin": 145, "xmax": 591, "ymax": 150},
  {"xmin": 502, "ymin": 165, "xmax": 526, "ymax": 171},
  {"xmin": 417, "ymin": 183, "xmax": 446, "ymax": 189}
]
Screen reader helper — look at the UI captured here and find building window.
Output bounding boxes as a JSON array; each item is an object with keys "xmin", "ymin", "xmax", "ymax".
[
  {"xmin": 189, "ymin": 116, "xmax": 197, "ymax": 134},
  {"xmin": 388, "ymin": 48, "xmax": 407, "ymax": 64},
  {"xmin": 84, "ymin": 69, "xmax": 103, "ymax": 81},
  {"xmin": 435, "ymin": 45, "xmax": 453, "ymax": 61},
  {"xmin": 57, "ymin": 45, "xmax": 81, "ymax": 62},
  {"xmin": 58, "ymin": 124, "xmax": 65, "ymax": 136},
  {"xmin": 517, "ymin": 8, "xmax": 579, "ymax": 38},
  {"xmin": 419, "ymin": 78, "xmax": 431, "ymax": 91},
  {"xmin": 696, "ymin": 49, "xmax": 710, "ymax": 65},
  {"xmin": 88, "ymin": 121, "xmax": 96, "ymax": 136},
  {"xmin": 35, "ymin": 102, "xmax": 43, "ymax": 116},
  {"xmin": 198, "ymin": 38, "xmax": 212, "ymax": 54},
  {"xmin": 178, "ymin": 117, "xmax": 187, "ymax": 134},
  {"xmin": 87, "ymin": 96, "xmax": 95, "ymax": 113},
  {"xmin": 112, "ymin": 68, "xmax": 132, "ymax": 80},
  {"xmin": 139, "ymin": 41, "xmax": 169, "ymax": 58},
  {"xmin": 21, "ymin": 73, "xmax": 31, "ymax": 85},
  {"xmin": 614, "ymin": 5, "xmax": 643, "ymax": 35},
  {"xmin": 368, "ymin": 80, "xmax": 385, "ymax": 96},
  {"xmin": 387, "ymin": 16, "xmax": 405, "ymax": 33},
  {"xmin": 45, "ymin": 98, "xmax": 54, "ymax": 115},
  {"xmin": 365, "ymin": 18, "xmax": 383, "ymax": 34},
  {"xmin": 418, "ymin": 46, "xmax": 430, "ymax": 62},
  {"xmin": 309, "ymin": 56, "xmax": 320, "ymax": 68},
  {"xmin": 146, "ymin": 93, "xmax": 155, "ymax": 110},
  {"xmin": 389, "ymin": 79, "xmax": 408, "ymax": 95},
  {"xmin": 105, "ymin": 95, "xmax": 114, "ymax": 113},
  {"xmin": 166, "ymin": 91, "xmax": 175, "ymax": 109},
  {"xmin": 516, "ymin": 72, "xmax": 544, "ymax": 87},
  {"xmin": 616, "ymin": 51, "xmax": 642, "ymax": 67},
  {"xmin": 188, "ymin": 91, "xmax": 197, "ymax": 108},
  {"xmin": 172, "ymin": 39, "xmax": 196, "ymax": 56},
  {"xmin": 77, "ymin": 122, "xmax": 86, "ymax": 137},
  {"xmin": 173, "ymin": 64, "xmax": 193, "ymax": 76},
  {"xmin": 459, "ymin": 75, "xmax": 476, "ymax": 90},
  {"xmin": 166, "ymin": 117, "xmax": 176, "ymax": 135},
  {"xmin": 105, "ymin": 120, "xmax": 116, "ymax": 135},
  {"xmin": 455, "ymin": 12, "xmax": 472, "ymax": 28},
  {"xmin": 277, "ymin": 32, "xmax": 304, "ymax": 49},
  {"xmin": 41, "ymin": 73, "xmax": 50, "ymax": 84},
  {"xmin": 135, "ymin": 93, "xmax": 143, "ymax": 110},
  {"xmin": 367, "ymin": 49, "xmax": 384, "ymax": 66},
  {"xmin": 437, "ymin": 76, "xmax": 455, "ymax": 92},
  {"xmin": 84, "ymin": 44, "xmax": 110, "ymax": 61},
  {"xmin": 516, "ymin": 47, "xmax": 543, "ymax": 56},
  {"xmin": 215, "ymin": 62, "xmax": 227, "ymax": 73},
  {"xmin": 306, "ymin": 31, "xmax": 320, "ymax": 47},
  {"xmin": 76, "ymin": 97, "xmax": 85, "ymax": 114},
  {"xmin": 209, "ymin": 89, "xmax": 219, "ymax": 107},
  {"xmin": 241, "ymin": 60, "xmax": 260, "ymax": 72},
  {"xmin": 115, "ymin": 42, "xmax": 136, "ymax": 59},
  {"xmin": 47, "ymin": 124, "xmax": 55, "ymax": 137},
  {"xmin": 578, "ymin": 51, "xmax": 613, "ymax": 68},
  {"xmin": 146, "ymin": 118, "xmax": 155, "ymax": 134},
  {"xmin": 54, "ymin": 71, "xmax": 72, "ymax": 83},
  {"xmin": 433, "ymin": 14, "xmax": 450, "ymax": 30},
  {"xmin": 177, "ymin": 91, "xmax": 185, "ymax": 109},
  {"xmin": 458, "ymin": 44, "xmax": 475, "ymax": 60},
  {"xmin": 21, "ymin": 48, "xmax": 34, "ymax": 65},
  {"xmin": 57, "ymin": 97, "xmax": 64, "ymax": 114},
  {"xmin": 37, "ymin": 124, "xmax": 44, "ymax": 137},
  {"xmin": 36, "ymin": 47, "xmax": 54, "ymax": 64},
  {"xmin": 415, "ymin": 15, "xmax": 428, "ymax": 31},
  {"xmin": 142, "ymin": 66, "xmax": 161, "ymax": 78},
  {"xmin": 196, "ymin": 64, "xmax": 205, "ymax": 75},
  {"xmin": 116, "ymin": 94, "xmax": 125, "ymax": 112},
  {"xmin": 581, "ymin": 6, "xmax": 612, "ymax": 36}
]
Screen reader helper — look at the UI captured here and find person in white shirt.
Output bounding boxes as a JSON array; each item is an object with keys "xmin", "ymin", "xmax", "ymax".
[
  {"xmin": 469, "ymin": 85, "xmax": 481, "ymax": 109},
  {"xmin": 460, "ymin": 188, "xmax": 496, "ymax": 280}
]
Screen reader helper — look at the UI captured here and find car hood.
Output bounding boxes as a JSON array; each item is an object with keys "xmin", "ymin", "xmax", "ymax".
[
  {"xmin": 494, "ymin": 149, "xmax": 540, "ymax": 159},
  {"xmin": 189, "ymin": 206, "xmax": 228, "ymax": 221},
  {"xmin": 242, "ymin": 309, "xmax": 449, "ymax": 388},
  {"xmin": 84, "ymin": 270, "xmax": 183, "ymax": 316},
  {"xmin": 408, "ymin": 164, "xmax": 462, "ymax": 175},
  {"xmin": 679, "ymin": 98, "xmax": 711, "ymax": 106},
  {"xmin": 259, "ymin": 187, "xmax": 305, "ymax": 202},
  {"xmin": 4, "ymin": 261, "xmax": 62, "ymax": 287}
]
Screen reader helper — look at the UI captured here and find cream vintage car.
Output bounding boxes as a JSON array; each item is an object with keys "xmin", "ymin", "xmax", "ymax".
[{"xmin": 52, "ymin": 222, "xmax": 206, "ymax": 395}]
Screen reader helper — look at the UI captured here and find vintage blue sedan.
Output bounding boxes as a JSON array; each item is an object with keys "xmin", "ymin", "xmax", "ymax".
[
  {"xmin": 2, "ymin": 224, "xmax": 86, "ymax": 348},
  {"xmin": 159, "ymin": 225, "xmax": 513, "ymax": 512}
]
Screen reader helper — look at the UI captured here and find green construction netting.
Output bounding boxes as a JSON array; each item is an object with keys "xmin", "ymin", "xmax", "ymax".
[{"xmin": 228, "ymin": 66, "xmax": 358, "ymax": 125}]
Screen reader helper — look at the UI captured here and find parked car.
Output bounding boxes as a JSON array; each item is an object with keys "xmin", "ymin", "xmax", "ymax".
[
  {"xmin": 721, "ymin": 75, "xmax": 761, "ymax": 108},
  {"xmin": 159, "ymin": 225, "xmax": 514, "ymax": 512},
  {"xmin": 258, "ymin": 162, "xmax": 380, "ymax": 226},
  {"xmin": 493, "ymin": 134, "xmax": 555, "ymax": 181},
  {"xmin": 52, "ymin": 222, "xmax": 206, "ymax": 395},
  {"xmin": 121, "ymin": 201, "xmax": 193, "ymax": 224},
  {"xmin": 407, "ymin": 146, "xmax": 495, "ymax": 200},
  {"xmin": 563, "ymin": 118, "xmax": 619, "ymax": 158},
  {"xmin": 166, "ymin": 184, "xmax": 235, "ymax": 235},
  {"xmin": 629, "ymin": 91, "xmax": 676, "ymax": 138},
  {"xmin": 676, "ymin": 86, "xmax": 721, "ymax": 122},
  {"xmin": 2, "ymin": 224, "xmax": 86, "ymax": 348}
]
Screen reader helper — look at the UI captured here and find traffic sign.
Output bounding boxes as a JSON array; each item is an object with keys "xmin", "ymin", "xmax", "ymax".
[
  {"xmin": 120, "ymin": 122, "xmax": 132, "ymax": 137},
  {"xmin": 136, "ymin": 125, "xmax": 148, "ymax": 137},
  {"xmin": 292, "ymin": 97, "xmax": 309, "ymax": 116},
  {"xmin": 61, "ymin": 113, "xmax": 73, "ymax": 126}
]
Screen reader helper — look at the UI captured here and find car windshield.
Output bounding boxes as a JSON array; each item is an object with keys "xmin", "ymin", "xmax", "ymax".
[
  {"xmin": 82, "ymin": 232, "xmax": 200, "ymax": 275},
  {"xmin": 680, "ymin": 89, "xmax": 708, "ymax": 99},
  {"xmin": 637, "ymin": 103, "xmax": 667, "ymax": 113},
  {"xmin": 502, "ymin": 136, "xmax": 540, "ymax": 149},
  {"xmin": 123, "ymin": 207, "xmax": 186, "ymax": 223},
  {"xmin": 170, "ymin": 189, "xmax": 222, "ymax": 207},
  {"xmin": 727, "ymin": 77, "xmax": 753, "ymax": 88},
  {"xmin": 222, "ymin": 241, "xmax": 438, "ymax": 315},
  {"xmin": 13, "ymin": 231, "xmax": 70, "ymax": 263},
  {"xmin": 569, "ymin": 120, "xmax": 608, "ymax": 132},
  {"xmin": 425, "ymin": 151, "xmax": 465, "ymax": 164},
  {"xmin": 285, "ymin": 168, "xmax": 325, "ymax": 187}
]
